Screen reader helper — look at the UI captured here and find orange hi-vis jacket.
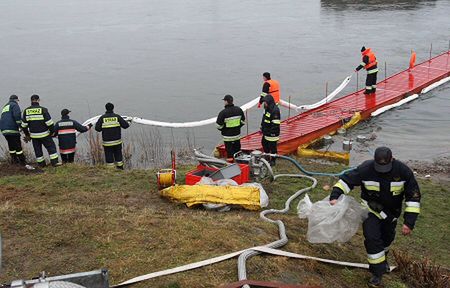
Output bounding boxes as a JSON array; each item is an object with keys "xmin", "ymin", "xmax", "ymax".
[
  {"xmin": 264, "ymin": 79, "xmax": 280, "ymax": 103},
  {"xmin": 362, "ymin": 48, "xmax": 377, "ymax": 70}
]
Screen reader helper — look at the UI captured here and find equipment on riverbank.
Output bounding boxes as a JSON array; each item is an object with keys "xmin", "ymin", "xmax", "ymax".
[
  {"xmin": 8, "ymin": 270, "xmax": 109, "ymax": 288},
  {"xmin": 160, "ymin": 182, "xmax": 267, "ymax": 211},
  {"xmin": 156, "ymin": 150, "xmax": 176, "ymax": 190}
]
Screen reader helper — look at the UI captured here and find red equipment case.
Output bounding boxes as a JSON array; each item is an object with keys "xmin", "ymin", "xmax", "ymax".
[{"xmin": 185, "ymin": 164, "xmax": 250, "ymax": 185}]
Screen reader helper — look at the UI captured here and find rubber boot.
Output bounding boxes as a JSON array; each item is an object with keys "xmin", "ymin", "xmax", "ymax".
[
  {"xmin": 10, "ymin": 154, "xmax": 19, "ymax": 165},
  {"xmin": 17, "ymin": 154, "xmax": 26, "ymax": 166},
  {"xmin": 38, "ymin": 161, "xmax": 46, "ymax": 168},
  {"xmin": 367, "ymin": 275, "xmax": 383, "ymax": 288},
  {"xmin": 48, "ymin": 156, "xmax": 60, "ymax": 166},
  {"xmin": 116, "ymin": 165, "xmax": 124, "ymax": 170}
]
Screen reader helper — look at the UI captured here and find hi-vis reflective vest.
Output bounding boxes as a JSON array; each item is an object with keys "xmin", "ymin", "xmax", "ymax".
[
  {"xmin": 21, "ymin": 104, "xmax": 54, "ymax": 139},
  {"xmin": 330, "ymin": 159, "xmax": 421, "ymax": 229},
  {"xmin": 94, "ymin": 111, "xmax": 130, "ymax": 146},
  {"xmin": 262, "ymin": 79, "xmax": 280, "ymax": 104},
  {"xmin": 216, "ymin": 104, "xmax": 245, "ymax": 142},
  {"xmin": 361, "ymin": 48, "xmax": 378, "ymax": 71}
]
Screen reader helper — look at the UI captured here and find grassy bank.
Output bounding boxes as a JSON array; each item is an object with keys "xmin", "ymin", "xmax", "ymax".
[{"xmin": 0, "ymin": 160, "xmax": 448, "ymax": 287}]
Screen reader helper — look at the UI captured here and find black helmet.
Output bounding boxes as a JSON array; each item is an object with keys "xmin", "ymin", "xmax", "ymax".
[
  {"xmin": 361, "ymin": 46, "xmax": 366, "ymax": 52},
  {"xmin": 9, "ymin": 95, "xmax": 18, "ymax": 100}
]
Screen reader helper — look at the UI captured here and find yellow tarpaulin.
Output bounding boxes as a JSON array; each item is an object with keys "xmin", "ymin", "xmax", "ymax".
[{"xmin": 160, "ymin": 185, "xmax": 261, "ymax": 210}]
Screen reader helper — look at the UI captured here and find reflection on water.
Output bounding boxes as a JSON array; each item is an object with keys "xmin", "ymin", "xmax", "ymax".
[{"xmin": 321, "ymin": 0, "xmax": 437, "ymax": 11}]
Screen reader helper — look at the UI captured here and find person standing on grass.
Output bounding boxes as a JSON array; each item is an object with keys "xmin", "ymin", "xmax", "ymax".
[
  {"xmin": 54, "ymin": 109, "xmax": 92, "ymax": 163},
  {"xmin": 0, "ymin": 95, "xmax": 27, "ymax": 166},
  {"xmin": 329, "ymin": 147, "xmax": 421, "ymax": 288},
  {"xmin": 21, "ymin": 94, "xmax": 60, "ymax": 167},
  {"xmin": 216, "ymin": 94, "xmax": 245, "ymax": 161},
  {"xmin": 95, "ymin": 102, "xmax": 129, "ymax": 169}
]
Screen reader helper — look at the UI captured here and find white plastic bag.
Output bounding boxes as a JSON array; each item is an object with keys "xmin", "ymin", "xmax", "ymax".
[{"xmin": 298, "ymin": 194, "xmax": 368, "ymax": 243}]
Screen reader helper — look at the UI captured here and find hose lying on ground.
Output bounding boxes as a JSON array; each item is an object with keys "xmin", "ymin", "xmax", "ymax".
[
  {"xmin": 111, "ymin": 154, "xmax": 386, "ymax": 288},
  {"xmin": 237, "ymin": 173, "xmax": 318, "ymax": 287}
]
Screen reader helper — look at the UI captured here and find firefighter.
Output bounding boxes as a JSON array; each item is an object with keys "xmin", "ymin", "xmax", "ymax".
[
  {"xmin": 54, "ymin": 109, "xmax": 91, "ymax": 163},
  {"xmin": 329, "ymin": 147, "xmax": 421, "ymax": 287},
  {"xmin": 216, "ymin": 95, "xmax": 245, "ymax": 160},
  {"xmin": 0, "ymin": 95, "xmax": 26, "ymax": 165},
  {"xmin": 258, "ymin": 72, "xmax": 280, "ymax": 107},
  {"xmin": 356, "ymin": 46, "xmax": 379, "ymax": 95},
  {"xmin": 260, "ymin": 94, "xmax": 280, "ymax": 165},
  {"xmin": 95, "ymin": 102, "xmax": 130, "ymax": 169},
  {"xmin": 21, "ymin": 95, "xmax": 60, "ymax": 167}
]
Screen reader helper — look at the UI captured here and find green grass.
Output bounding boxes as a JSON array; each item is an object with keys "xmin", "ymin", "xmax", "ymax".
[{"xmin": 0, "ymin": 160, "xmax": 448, "ymax": 287}]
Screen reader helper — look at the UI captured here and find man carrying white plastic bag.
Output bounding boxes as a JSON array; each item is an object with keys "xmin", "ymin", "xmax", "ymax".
[
  {"xmin": 298, "ymin": 194, "xmax": 368, "ymax": 243},
  {"xmin": 303, "ymin": 147, "xmax": 421, "ymax": 288}
]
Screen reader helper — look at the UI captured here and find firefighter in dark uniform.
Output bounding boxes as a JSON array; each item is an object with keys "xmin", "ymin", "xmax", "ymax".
[
  {"xmin": 216, "ymin": 95, "xmax": 245, "ymax": 160},
  {"xmin": 21, "ymin": 95, "xmax": 60, "ymax": 167},
  {"xmin": 258, "ymin": 72, "xmax": 280, "ymax": 107},
  {"xmin": 329, "ymin": 147, "xmax": 421, "ymax": 287},
  {"xmin": 260, "ymin": 94, "xmax": 281, "ymax": 165},
  {"xmin": 356, "ymin": 46, "xmax": 379, "ymax": 95},
  {"xmin": 54, "ymin": 109, "xmax": 91, "ymax": 163},
  {"xmin": 95, "ymin": 103, "xmax": 130, "ymax": 169},
  {"xmin": 0, "ymin": 95, "xmax": 26, "ymax": 165}
]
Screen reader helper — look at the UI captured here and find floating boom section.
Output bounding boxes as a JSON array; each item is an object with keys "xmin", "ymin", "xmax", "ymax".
[{"xmin": 218, "ymin": 51, "xmax": 450, "ymax": 157}]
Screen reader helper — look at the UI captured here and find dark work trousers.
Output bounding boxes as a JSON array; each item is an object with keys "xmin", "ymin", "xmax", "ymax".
[
  {"xmin": 61, "ymin": 152, "xmax": 75, "ymax": 163},
  {"xmin": 32, "ymin": 136, "xmax": 59, "ymax": 166},
  {"xmin": 365, "ymin": 71, "xmax": 378, "ymax": 93},
  {"xmin": 224, "ymin": 140, "xmax": 241, "ymax": 159},
  {"xmin": 363, "ymin": 213, "xmax": 397, "ymax": 277},
  {"xmin": 104, "ymin": 144, "xmax": 124, "ymax": 169},
  {"xmin": 261, "ymin": 137, "xmax": 278, "ymax": 165},
  {"xmin": 4, "ymin": 134, "xmax": 26, "ymax": 164}
]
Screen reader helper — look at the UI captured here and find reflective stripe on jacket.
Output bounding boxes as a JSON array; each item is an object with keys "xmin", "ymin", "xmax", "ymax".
[
  {"xmin": 330, "ymin": 159, "xmax": 421, "ymax": 229},
  {"xmin": 54, "ymin": 116, "xmax": 88, "ymax": 150},
  {"xmin": 216, "ymin": 104, "xmax": 245, "ymax": 142},
  {"xmin": 0, "ymin": 101, "xmax": 22, "ymax": 135},
  {"xmin": 21, "ymin": 103, "xmax": 54, "ymax": 139},
  {"xmin": 260, "ymin": 95, "xmax": 281, "ymax": 141},
  {"xmin": 95, "ymin": 111, "xmax": 130, "ymax": 146}
]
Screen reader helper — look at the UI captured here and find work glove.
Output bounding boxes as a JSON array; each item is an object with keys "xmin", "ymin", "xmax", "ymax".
[
  {"xmin": 23, "ymin": 135, "xmax": 31, "ymax": 143},
  {"xmin": 87, "ymin": 123, "xmax": 93, "ymax": 129}
]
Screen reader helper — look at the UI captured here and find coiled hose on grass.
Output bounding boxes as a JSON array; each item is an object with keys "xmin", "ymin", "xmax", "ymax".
[
  {"xmin": 237, "ymin": 173, "xmax": 318, "ymax": 286},
  {"xmin": 237, "ymin": 154, "xmax": 354, "ymax": 286}
]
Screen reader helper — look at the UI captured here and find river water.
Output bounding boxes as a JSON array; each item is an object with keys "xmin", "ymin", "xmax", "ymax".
[{"xmin": 0, "ymin": 0, "xmax": 449, "ymax": 164}]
